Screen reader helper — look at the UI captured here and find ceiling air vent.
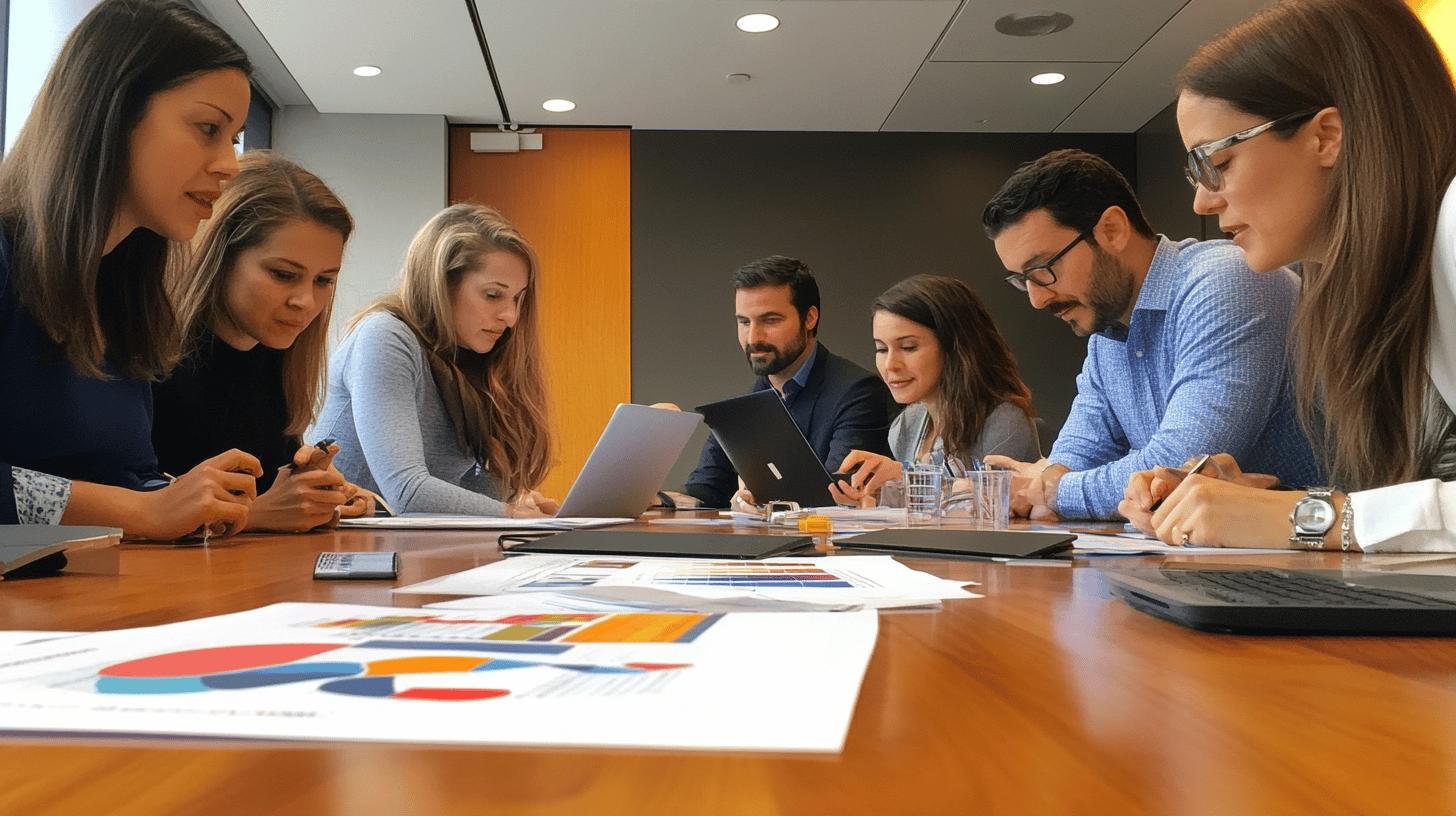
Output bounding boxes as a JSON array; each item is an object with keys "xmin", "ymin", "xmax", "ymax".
[{"xmin": 994, "ymin": 11, "xmax": 1074, "ymax": 37}]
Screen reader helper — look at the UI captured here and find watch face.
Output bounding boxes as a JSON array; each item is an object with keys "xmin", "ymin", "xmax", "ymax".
[{"xmin": 1293, "ymin": 497, "xmax": 1337, "ymax": 534}]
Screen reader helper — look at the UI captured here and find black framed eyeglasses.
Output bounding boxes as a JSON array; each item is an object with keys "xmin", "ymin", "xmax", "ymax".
[
  {"xmin": 1183, "ymin": 109, "xmax": 1319, "ymax": 192},
  {"xmin": 1003, "ymin": 230, "xmax": 1090, "ymax": 292}
]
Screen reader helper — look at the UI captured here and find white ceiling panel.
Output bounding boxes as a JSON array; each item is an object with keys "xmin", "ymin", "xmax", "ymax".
[
  {"xmin": 883, "ymin": 61, "xmax": 1119, "ymax": 133},
  {"xmin": 1056, "ymin": 0, "xmax": 1276, "ymax": 132},
  {"xmin": 475, "ymin": 0, "xmax": 960, "ymax": 131},
  {"xmin": 238, "ymin": 0, "xmax": 503, "ymax": 121},
  {"xmin": 193, "ymin": 0, "xmax": 311, "ymax": 107},
  {"xmin": 932, "ymin": 0, "xmax": 1191, "ymax": 63}
]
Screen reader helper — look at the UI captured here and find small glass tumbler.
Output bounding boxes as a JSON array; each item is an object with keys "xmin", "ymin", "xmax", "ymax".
[
  {"xmin": 942, "ymin": 470, "xmax": 1012, "ymax": 529},
  {"xmin": 903, "ymin": 463, "xmax": 943, "ymax": 527}
]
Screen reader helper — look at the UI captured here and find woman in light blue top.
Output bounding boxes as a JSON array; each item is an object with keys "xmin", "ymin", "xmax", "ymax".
[
  {"xmin": 831, "ymin": 274, "xmax": 1039, "ymax": 504},
  {"xmin": 313, "ymin": 203, "xmax": 557, "ymax": 517}
]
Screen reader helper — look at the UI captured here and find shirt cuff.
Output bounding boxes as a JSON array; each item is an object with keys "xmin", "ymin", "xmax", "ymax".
[
  {"xmin": 1350, "ymin": 479, "xmax": 1456, "ymax": 552},
  {"xmin": 11, "ymin": 466, "xmax": 71, "ymax": 525}
]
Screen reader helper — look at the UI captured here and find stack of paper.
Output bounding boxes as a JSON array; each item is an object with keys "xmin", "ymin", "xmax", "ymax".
[
  {"xmin": 339, "ymin": 515, "xmax": 633, "ymax": 531},
  {"xmin": 1071, "ymin": 532, "xmax": 1290, "ymax": 556},
  {"xmin": 394, "ymin": 554, "xmax": 979, "ymax": 610},
  {"xmin": 0, "ymin": 602, "xmax": 877, "ymax": 752}
]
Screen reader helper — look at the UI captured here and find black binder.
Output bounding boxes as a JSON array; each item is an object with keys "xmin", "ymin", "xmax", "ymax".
[
  {"xmin": 834, "ymin": 528, "xmax": 1075, "ymax": 559},
  {"xmin": 504, "ymin": 530, "xmax": 812, "ymax": 560}
]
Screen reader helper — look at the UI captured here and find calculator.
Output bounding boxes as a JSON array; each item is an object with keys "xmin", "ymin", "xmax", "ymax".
[{"xmin": 313, "ymin": 551, "xmax": 399, "ymax": 580}]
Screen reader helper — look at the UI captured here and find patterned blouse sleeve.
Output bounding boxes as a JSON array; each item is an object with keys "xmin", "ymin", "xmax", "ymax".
[{"xmin": 11, "ymin": 466, "xmax": 71, "ymax": 525}]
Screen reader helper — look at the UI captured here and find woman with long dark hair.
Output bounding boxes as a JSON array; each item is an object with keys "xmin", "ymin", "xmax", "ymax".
[
  {"xmin": 155, "ymin": 150, "xmax": 373, "ymax": 532},
  {"xmin": 1122, "ymin": 0, "xmax": 1456, "ymax": 551},
  {"xmin": 830, "ymin": 274, "xmax": 1039, "ymax": 503},
  {"xmin": 0, "ymin": 0, "xmax": 262, "ymax": 538},
  {"xmin": 314, "ymin": 203, "xmax": 557, "ymax": 516}
]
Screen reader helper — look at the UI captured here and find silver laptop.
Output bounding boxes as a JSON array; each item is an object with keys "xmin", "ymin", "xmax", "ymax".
[{"xmin": 554, "ymin": 403, "xmax": 703, "ymax": 518}]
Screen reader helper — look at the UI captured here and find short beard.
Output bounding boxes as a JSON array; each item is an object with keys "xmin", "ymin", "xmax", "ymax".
[
  {"xmin": 745, "ymin": 331, "xmax": 808, "ymax": 376},
  {"xmin": 1048, "ymin": 246, "xmax": 1136, "ymax": 337}
]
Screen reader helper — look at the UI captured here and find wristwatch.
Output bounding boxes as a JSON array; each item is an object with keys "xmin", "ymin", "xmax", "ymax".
[{"xmin": 1290, "ymin": 487, "xmax": 1337, "ymax": 549}]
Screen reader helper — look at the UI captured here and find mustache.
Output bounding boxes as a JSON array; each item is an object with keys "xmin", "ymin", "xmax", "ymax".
[
  {"xmin": 1045, "ymin": 300, "xmax": 1079, "ymax": 314},
  {"xmin": 745, "ymin": 344, "xmax": 781, "ymax": 355}
]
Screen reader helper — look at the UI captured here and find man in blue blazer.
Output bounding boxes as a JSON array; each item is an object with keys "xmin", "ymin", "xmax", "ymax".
[{"xmin": 683, "ymin": 256, "xmax": 894, "ymax": 508}]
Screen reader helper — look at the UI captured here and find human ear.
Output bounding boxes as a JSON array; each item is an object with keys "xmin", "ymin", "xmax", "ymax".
[
  {"xmin": 1311, "ymin": 106, "xmax": 1343, "ymax": 169},
  {"xmin": 804, "ymin": 305, "xmax": 819, "ymax": 334},
  {"xmin": 1095, "ymin": 205, "xmax": 1132, "ymax": 254}
]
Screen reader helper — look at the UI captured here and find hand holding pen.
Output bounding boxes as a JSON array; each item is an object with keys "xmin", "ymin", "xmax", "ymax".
[{"xmin": 1120, "ymin": 453, "xmax": 1280, "ymax": 536}]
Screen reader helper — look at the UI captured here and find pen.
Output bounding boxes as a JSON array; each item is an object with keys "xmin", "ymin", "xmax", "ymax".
[
  {"xmin": 289, "ymin": 438, "xmax": 337, "ymax": 472},
  {"xmin": 1148, "ymin": 453, "xmax": 1213, "ymax": 513}
]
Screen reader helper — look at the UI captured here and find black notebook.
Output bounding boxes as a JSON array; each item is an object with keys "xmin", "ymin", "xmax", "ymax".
[
  {"xmin": 504, "ymin": 530, "xmax": 813, "ymax": 560},
  {"xmin": 834, "ymin": 528, "xmax": 1075, "ymax": 559}
]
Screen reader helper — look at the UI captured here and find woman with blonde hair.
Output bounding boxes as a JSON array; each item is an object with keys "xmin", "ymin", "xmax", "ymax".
[
  {"xmin": 154, "ymin": 150, "xmax": 373, "ymax": 532},
  {"xmin": 314, "ymin": 203, "xmax": 557, "ymax": 516},
  {"xmin": 1121, "ymin": 0, "xmax": 1456, "ymax": 551}
]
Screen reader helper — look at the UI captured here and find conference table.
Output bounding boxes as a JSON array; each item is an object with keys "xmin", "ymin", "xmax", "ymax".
[{"xmin": 1, "ymin": 514, "xmax": 1454, "ymax": 815}]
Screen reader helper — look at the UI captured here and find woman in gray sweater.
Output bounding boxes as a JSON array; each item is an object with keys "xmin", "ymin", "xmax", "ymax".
[
  {"xmin": 830, "ymin": 275, "xmax": 1040, "ymax": 504},
  {"xmin": 312, "ymin": 204, "xmax": 556, "ymax": 516}
]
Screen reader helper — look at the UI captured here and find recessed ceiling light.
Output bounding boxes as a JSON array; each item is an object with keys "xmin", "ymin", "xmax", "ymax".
[
  {"xmin": 352, "ymin": 65, "xmax": 382, "ymax": 77},
  {"xmin": 542, "ymin": 98, "xmax": 576, "ymax": 113},
  {"xmin": 995, "ymin": 12, "xmax": 1074, "ymax": 37},
  {"xmin": 736, "ymin": 13, "xmax": 779, "ymax": 33},
  {"xmin": 1031, "ymin": 72, "xmax": 1066, "ymax": 86}
]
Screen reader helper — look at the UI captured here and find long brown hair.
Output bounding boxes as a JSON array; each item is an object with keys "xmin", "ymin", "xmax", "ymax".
[
  {"xmin": 0, "ymin": 0, "xmax": 251, "ymax": 380},
  {"xmin": 171, "ymin": 151, "xmax": 353, "ymax": 438},
  {"xmin": 352, "ymin": 203, "xmax": 552, "ymax": 499},
  {"xmin": 1179, "ymin": 0, "xmax": 1456, "ymax": 489},
  {"xmin": 872, "ymin": 275, "xmax": 1034, "ymax": 460}
]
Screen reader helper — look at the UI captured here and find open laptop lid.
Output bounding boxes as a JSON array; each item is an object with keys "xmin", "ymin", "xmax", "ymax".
[
  {"xmin": 555, "ymin": 403, "xmax": 703, "ymax": 519},
  {"xmin": 695, "ymin": 390, "xmax": 836, "ymax": 507}
]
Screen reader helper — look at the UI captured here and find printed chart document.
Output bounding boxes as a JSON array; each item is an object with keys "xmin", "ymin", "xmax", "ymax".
[
  {"xmin": 340, "ymin": 515, "xmax": 633, "ymax": 531},
  {"xmin": 394, "ymin": 554, "xmax": 979, "ymax": 608},
  {"xmin": 0, "ymin": 602, "xmax": 877, "ymax": 752},
  {"xmin": 427, "ymin": 587, "xmax": 863, "ymax": 614}
]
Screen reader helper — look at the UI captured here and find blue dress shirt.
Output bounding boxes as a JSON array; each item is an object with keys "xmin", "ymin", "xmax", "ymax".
[{"xmin": 1049, "ymin": 237, "xmax": 1323, "ymax": 519}]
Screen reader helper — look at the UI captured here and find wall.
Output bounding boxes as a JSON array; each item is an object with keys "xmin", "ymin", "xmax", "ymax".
[
  {"xmin": 448, "ymin": 127, "xmax": 632, "ymax": 500},
  {"xmin": 272, "ymin": 108, "xmax": 447, "ymax": 341},
  {"xmin": 630, "ymin": 130, "xmax": 1138, "ymax": 489},
  {"xmin": 1135, "ymin": 101, "xmax": 1218, "ymax": 242},
  {"xmin": 5, "ymin": 0, "xmax": 98, "ymax": 150}
]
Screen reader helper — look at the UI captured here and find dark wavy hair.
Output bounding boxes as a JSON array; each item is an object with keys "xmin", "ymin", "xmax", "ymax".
[
  {"xmin": 0, "ymin": 0, "xmax": 252, "ymax": 380},
  {"xmin": 732, "ymin": 255, "xmax": 821, "ymax": 336},
  {"xmin": 873, "ymin": 275, "xmax": 1034, "ymax": 460},
  {"xmin": 981, "ymin": 149, "xmax": 1154, "ymax": 241}
]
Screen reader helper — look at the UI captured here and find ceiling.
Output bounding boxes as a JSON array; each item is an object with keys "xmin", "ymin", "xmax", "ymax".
[{"xmin": 202, "ymin": 0, "xmax": 1274, "ymax": 134}]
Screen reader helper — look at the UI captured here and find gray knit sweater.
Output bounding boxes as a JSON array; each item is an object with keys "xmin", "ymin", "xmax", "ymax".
[
  {"xmin": 887, "ymin": 401, "xmax": 1040, "ymax": 468},
  {"xmin": 311, "ymin": 312, "xmax": 509, "ymax": 515}
]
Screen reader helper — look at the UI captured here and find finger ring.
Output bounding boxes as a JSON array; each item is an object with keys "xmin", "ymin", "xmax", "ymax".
[{"xmin": 1179, "ymin": 530, "xmax": 1192, "ymax": 547}]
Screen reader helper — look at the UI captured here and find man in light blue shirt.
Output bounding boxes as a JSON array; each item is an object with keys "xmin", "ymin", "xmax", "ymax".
[{"xmin": 980, "ymin": 149, "xmax": 1322, "ymax": 520}]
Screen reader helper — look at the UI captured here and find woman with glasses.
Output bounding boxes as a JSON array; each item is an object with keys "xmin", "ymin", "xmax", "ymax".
[
  {"xmin": 828, "ymin": 275, "xmax": 1039, "ymax": 505},
  {"xmin": 1121, "ymin": 0, "xmax": 1456, "ymax": 551}
]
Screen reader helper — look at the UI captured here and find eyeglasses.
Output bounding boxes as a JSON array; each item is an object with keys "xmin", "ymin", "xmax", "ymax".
[
  {"xmin": 1183, "ymin": 109, "xmax": 1319, "ymax": 192},
  {"xmin": 1003, "ymin": 230, "xmax": 1089, "ymax": 292}
]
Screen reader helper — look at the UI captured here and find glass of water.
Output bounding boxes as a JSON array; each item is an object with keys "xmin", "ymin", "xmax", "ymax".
[
  {"xmin": 942, "ymin": 470, "xmax": 1012, "ymax": 529},
  {"xmin": 903, "ymin": 463, "xmax": 943, "ymax": 527}
]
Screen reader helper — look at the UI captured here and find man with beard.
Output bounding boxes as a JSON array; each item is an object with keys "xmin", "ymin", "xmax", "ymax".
[
  {"xmin": 680, "ymin": 256, "xmax": 894, "ymax": 508},
  {"xmin": 979, "ymin": 149, "xmax": 1321, "ymax": 520}
]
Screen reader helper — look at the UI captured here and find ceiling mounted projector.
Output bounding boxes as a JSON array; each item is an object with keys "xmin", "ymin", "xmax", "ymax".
[{"xmin": 469, "ymin": 131, "xmax": 544, "ymax": 153}]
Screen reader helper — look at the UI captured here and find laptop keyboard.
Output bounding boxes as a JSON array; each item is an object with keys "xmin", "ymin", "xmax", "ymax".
[{"xmin": 1162, "ymin": 570, "xmax": 1456, "ymax": 608}]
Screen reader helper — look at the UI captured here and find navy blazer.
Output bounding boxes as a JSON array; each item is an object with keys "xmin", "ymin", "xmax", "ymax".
[
  {"xmin": 684, "ymin": 343, "xmax": 895, "ymax": 507},
  {"xmin": 0, "ymin": 228, "xmax": 162, "ymax": 523}
]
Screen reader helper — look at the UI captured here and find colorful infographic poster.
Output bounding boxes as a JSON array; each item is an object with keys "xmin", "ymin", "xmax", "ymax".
[{"xmin": 0, "ymin": 603, "xmax": 877, "ymax": 752}]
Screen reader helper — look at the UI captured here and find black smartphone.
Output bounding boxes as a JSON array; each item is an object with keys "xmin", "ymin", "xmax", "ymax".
[{"xmin": 829, "ymin": 462, "xmax": 863, "ymax": 483}]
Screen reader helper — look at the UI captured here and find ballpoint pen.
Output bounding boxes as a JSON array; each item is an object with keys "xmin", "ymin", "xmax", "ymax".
[{"xmin": 1148, "ymin": 453, "xmax": 1214, "ymax": 512}]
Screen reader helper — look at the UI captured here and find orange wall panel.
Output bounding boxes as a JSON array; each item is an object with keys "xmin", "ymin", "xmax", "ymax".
[{"xmin": 448, "ymin": 127, "xmax": 631, "ymax": 500}]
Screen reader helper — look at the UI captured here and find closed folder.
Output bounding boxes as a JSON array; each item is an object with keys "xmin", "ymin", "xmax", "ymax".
[
  {"xmin": 0, "ymin": 525, "xmax": 122, "ymax": 580},
  {"xmin": 834, "ymin": 528, "xmax": 1074, "ymax": 559}
]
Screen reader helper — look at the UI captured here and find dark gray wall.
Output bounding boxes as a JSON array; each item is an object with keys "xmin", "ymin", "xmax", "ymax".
[
  {"xmin": 630, "ymin": 130, "xmax": 1138, "ymax": 489},
  {"xmin": 1135, "ymin": 101, "xmax": 1219, "ymax": 241}
]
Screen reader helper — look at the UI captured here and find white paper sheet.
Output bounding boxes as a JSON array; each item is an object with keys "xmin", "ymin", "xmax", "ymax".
[
  {"xmin": 0, "ymin": 602, "xmax": 877, "ymax": 752},
  {"xmin": 1072, "ymin": 532, "xmax": 1291, "ymax": 556},
  {"xmin": 425, "ymin": 586, "xmax": 877, "ymax": 613},
  {"xmin": 339, "ymin": 515, "xmax": 633, "ymax": 531},
  {"xmin": 0, "ymin": 631, "xmax": 79, "ymax": 647},
  {"xmin": 394, "ymin": 554, "xmax": 979, "ymax": 605}
]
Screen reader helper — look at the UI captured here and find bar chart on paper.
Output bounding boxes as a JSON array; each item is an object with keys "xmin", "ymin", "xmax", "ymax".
[{"xmin": 648, "ymin": 562, "xmax": 855, "ymax": 589}]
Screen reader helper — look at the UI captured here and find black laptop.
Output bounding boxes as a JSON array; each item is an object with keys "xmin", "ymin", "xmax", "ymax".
[
  {"xmin": 1103, "ymin": 567, "xmax": 1456, "ymax": 635},
  {"xmin": 695, "ymin": 390, "xmax": 837, "ymax": 507}
]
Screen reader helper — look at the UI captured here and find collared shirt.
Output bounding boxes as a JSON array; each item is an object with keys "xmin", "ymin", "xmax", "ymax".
[
  {"xmin": 1049, "ymin": 236, "xmax": 1323, "ymax": 519},
  {"xmin": 779, "ymin": 342, "xmax": 819, "ymax": 406}
]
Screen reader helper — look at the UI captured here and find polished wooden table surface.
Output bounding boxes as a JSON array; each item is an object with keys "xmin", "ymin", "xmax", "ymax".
[{"xmin": 3, "ymin": 518, "xmax": 1455, "ymax": 815}]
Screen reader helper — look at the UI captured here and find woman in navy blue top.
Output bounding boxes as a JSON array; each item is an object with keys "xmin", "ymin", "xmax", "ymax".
[{"xmin": 0, "ymin": 0, "xmax": 262, "ymax": 538}]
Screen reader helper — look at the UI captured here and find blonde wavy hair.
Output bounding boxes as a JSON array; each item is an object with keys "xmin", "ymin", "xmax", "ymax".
[
  {"xmin": 353, "ymin": 203, "xmax": 552, "ymax": 499},
  {"xmin": 170, "ymin": 150, "xmax": 353, "ymax": 437}
]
